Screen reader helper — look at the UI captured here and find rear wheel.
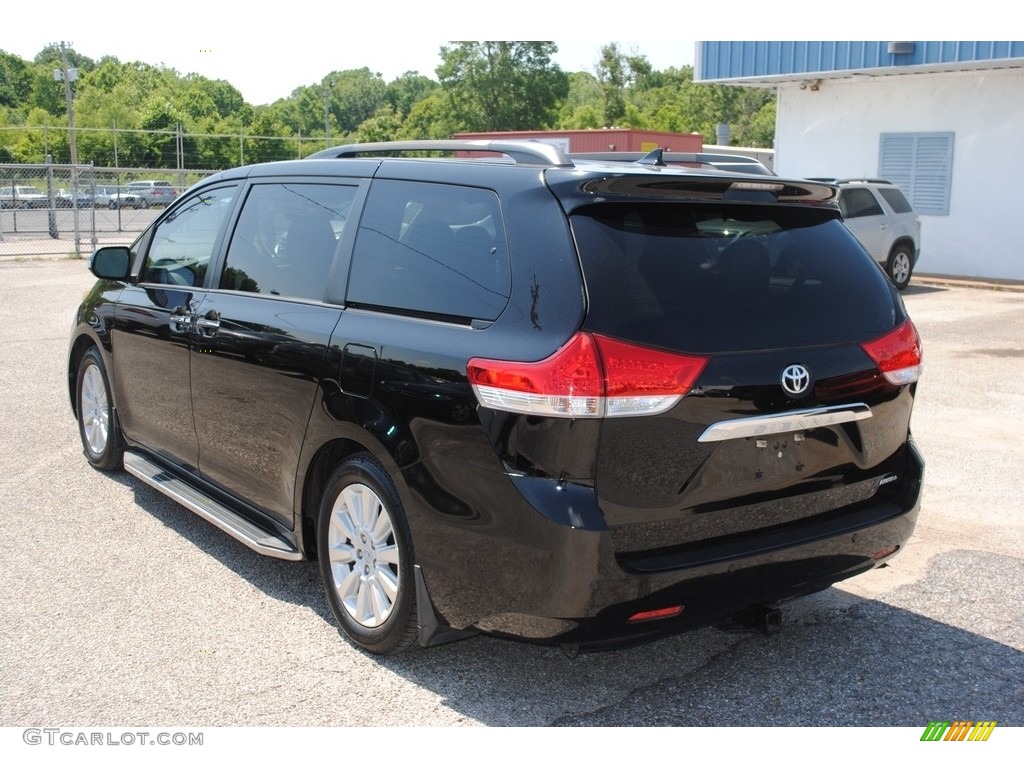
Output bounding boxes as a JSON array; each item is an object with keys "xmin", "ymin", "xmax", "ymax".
[
  {"xmin": 76, "ymin": 347, "xmax": 124, "ymax": 471},
  {"xmin": 317, "ymin": 454, "xmax": 418, "ymax": 654},
  {"xmin": 886, "ymin": 244, "xmax": 914, "ymax": 290}
]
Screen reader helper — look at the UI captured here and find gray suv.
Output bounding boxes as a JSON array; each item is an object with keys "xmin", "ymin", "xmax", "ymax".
[{"xmin": 812, "ymin": 178, "xmax": 921, "ymax": 290}]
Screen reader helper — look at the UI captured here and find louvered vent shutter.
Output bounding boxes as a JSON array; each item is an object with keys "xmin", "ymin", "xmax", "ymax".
[{"xmin": 880, "ymin": 132, "xmax": 954, "ymax": 215}]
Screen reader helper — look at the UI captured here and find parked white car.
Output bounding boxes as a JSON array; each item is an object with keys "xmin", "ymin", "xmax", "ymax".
[
  {"xmin": 809, "ymin": 178, "xmax": 921, "ymax": 290},
  {"xmin": 105, "ymin": 187, "xmax": 145, "ymax": 210},
  {"xmin": 0, "ymin": 185, "xmax": 48, "ymax": 209}
]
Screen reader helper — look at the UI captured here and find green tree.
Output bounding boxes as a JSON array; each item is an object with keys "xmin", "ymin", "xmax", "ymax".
[
  {"xmin": 283, "ymin": 70, "xmax": 386, "ymax": 143},
  {"xmin": 356, "ymin": 105, "xmax": 404, "ymax": 143},
  {"xmin": 628, "ymin": 66, "xmax": 776, "ymax": 147},
  {"xmin": 28, "ymin": 68, "xmax": 66, "ymax": 116},
  {"xmin": 29, "ymin": 45, "xmax": 97, "ymax": 117},
  {"xmin": 384, "ymin": 72, "xmax": 439, "ymax": 118},
  {"xmin": 244, "ymin": 104, "xmax": 300, "ymax": 163},
  {"xmin": 32, "ymin": 44, "xmax": 95, "ymax": 70},
  {"xmin": 179, "ymin": 76, "xmax": 246, "ymax": 121},
  {"xmin": 595, "ymin": 43, "xmax": 654, "ymax": 126},
  {"xmin": 555, "ymin": 71, "xmax": 603, "ymax": 129},
  {"xmin": 326, "ymin": 69, "xmax": 388, "ymax": 134},
  {"xmin": 436, "ymin": 42, "xmax": 569, "ymax": 131},
  {"xmin": 285, "ymin": 85, "xmax": 331, "ymax": 138},
  {"xmin": 9, "ymin": 107, "xmax": 56, "ymax": 162},
  {"xmin": 133, "ymin": 98, "xmax": 184, "ymax": 166},
  {"xmin": 399, "ymin": 92, "xmax": 459, "ymax": 139},
  {"xmin": 0, "ymin": 51, "xmax": 32, "ymax": 108},
  {"xmin": 597, "ymin": 44, "xmax": 628, "ymax": 126}
]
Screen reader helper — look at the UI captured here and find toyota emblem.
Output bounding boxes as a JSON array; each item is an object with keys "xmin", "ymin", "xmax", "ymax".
[{"xmin": 781, "ymin": 364, "xmax": 811, "ymax": 397}]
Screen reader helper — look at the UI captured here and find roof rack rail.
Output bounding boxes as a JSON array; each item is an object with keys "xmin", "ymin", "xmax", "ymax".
[
  {"xmin": 806, "ymin": 177, "xmax": 893, "ymax": 185},
  {"xmin": 307, "ymin": 140, "xmax": 573, "ymax": 167},
  {"xmin": 569, "ymin": 150, "xmax": 775, "ymax": 176}
]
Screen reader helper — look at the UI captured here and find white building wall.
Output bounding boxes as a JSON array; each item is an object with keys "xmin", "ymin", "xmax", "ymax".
[{"xmin": 773, "ymin": 69, "xmax": 1024, "ymax": 280}]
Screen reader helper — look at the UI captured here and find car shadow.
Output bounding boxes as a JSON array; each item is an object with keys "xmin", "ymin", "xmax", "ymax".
[
  {"xmin": 118, "ymin": 472, "xmax": 1023, "ymax": 727},
  {"xmin": 115, "ymin": 472, "xmax": 333, "ymax": 621},
  {"xmin": 379, "ymin": 551, "xmax": 1024, "ymax": 727},
  {"xmin": 903, "ymin": 283, "xmax": 947, "ymax": 296}
]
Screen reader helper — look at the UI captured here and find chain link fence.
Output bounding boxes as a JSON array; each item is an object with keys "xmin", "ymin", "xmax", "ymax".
[
  {"xmin": 0, "ymin": 124, "xmax": 332, "ymax": 170},
  {"xmin": 1, "ymin": 162, "xmax": 216, "ymax": 258}
]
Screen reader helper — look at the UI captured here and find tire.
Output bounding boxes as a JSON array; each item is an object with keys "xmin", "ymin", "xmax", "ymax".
[
  {"xmin": 136, "ymin": 198, "xmax": 149, "ymax": 209},
  {"xmin": 76, "ymin": 347, "xmax": 124, "ymax": 471},
  {"xmin": 108, "ymin": 200, "xmax": 117, "ymax": 210},
  {"xmin": 317, "ymin": 454, "xmax": 418, "ymax": 654},
  {"xmin": 886, "ymin": 244, "xmax": 914, "ymax": 291}
]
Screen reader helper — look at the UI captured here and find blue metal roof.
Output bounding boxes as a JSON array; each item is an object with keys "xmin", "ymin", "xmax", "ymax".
[{"xmin": 696, "ymin": 41, "xmax": 1024, "ymax": 83}]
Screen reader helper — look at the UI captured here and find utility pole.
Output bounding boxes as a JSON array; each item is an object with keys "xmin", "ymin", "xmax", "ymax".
[
  {"xmin": 54, "ymin": 41, "xmax": 81, "ymax": 253},
  {"xmin": 324, "ymin": 79, "xmax": 335, "ymax": 148}
]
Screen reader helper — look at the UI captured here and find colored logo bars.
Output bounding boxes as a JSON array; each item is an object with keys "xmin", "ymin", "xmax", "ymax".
[{"xmin": 920, "ymin": 721, "xmax": 997, "ymax": 741}]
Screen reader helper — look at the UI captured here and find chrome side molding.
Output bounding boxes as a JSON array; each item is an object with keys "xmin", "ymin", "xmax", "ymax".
[{"xmin": 698, "ymin": 403, "xmax": 873, "ymax": 443}]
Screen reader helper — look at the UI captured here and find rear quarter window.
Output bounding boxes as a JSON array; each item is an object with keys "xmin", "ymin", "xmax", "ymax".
[
  {"xmin": 347, "ymin": 179, "xmax": 511, "ymax": 322},
  {"xmin": 839, "ymin": 188, "xmax": 884, "ymax": 218},
  {"xmin": 878, "ymin": 187, "xmax": 914, "ymax": 214}
]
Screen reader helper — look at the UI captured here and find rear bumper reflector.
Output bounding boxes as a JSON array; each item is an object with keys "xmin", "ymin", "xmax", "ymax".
[{"xmin": 628, "ymin": 605, "xmax": 684, "ymax": 623}]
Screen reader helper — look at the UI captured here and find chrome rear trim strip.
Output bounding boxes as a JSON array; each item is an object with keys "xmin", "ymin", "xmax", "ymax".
[{"xmin": 697, "ymin": 403, "xmax": 873, "ymax": 443}]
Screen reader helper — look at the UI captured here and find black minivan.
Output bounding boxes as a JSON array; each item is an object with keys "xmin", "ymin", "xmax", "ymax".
[{"xmin": 69, "ymin": 141, "xmax": 924, "ymax": 654}]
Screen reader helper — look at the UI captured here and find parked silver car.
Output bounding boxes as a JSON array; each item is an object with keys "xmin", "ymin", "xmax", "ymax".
[
  {"xmin": 105, "ymin": 187, "xmax": 145, "ymax": 210},
  {"xmin": 124, "ymin": 180, "xmax": 177, "ymax": 207},
  {"xmin": 810, "ymin": 178, "xmax": 921, "ymax": 290},
  {"xmin": 0, "ymin": 185, "xmax": 48, "ymax": 209},
  {"xmin": 56, "ymin": 188, "xmax": 96, "ymax": 208}
]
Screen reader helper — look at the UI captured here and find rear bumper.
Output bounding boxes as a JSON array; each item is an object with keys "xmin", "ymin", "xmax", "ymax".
[
  {"xmin": 419, "ymin": 438, "xmax": 924, "ymax": 649},
  {"xmin": 565, "ymin": 491, "xmax": 919, "ymax": 649}
]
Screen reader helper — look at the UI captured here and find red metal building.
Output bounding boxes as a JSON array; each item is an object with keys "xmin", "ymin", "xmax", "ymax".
[{"xmin": 453, "ymin": 129, "xmax": 703, "ymax": 154}]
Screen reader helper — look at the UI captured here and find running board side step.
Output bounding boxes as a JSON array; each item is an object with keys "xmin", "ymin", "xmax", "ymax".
[{"xmin": 123, "ymin": 451, "xmax": 302, "ymax": 561}]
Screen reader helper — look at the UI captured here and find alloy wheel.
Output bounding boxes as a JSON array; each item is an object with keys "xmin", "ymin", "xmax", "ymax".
[{"xmin": 326, "ymin": 482, "xmax": 401, "ymax": 628}]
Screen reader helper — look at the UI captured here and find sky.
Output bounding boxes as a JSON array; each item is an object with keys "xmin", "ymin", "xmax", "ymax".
[
  {"xmin": 2, "ymin": 6, "xmax": 697, "ymax": 106},
  {"xmin": 2, "ymin": 2, "xmax": 977, "ymax": 107}
]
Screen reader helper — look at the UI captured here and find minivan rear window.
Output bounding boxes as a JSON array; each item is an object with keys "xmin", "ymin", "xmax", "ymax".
[{"xmin": 572, "ymin": 203, "xmax": 900, "ymax": 354}]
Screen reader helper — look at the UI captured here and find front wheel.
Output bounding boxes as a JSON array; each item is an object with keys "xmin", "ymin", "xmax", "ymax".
[
  {"xmin": 317, "ymin": 454, "xmax": 418, "ymax": 654},
  {"xmin": 886, "ymin": 244, "xmax": 914, "ymax": 290},
  {"xmin": 76, "ymin": 347, "xmax": 124, "ymax": 471}
]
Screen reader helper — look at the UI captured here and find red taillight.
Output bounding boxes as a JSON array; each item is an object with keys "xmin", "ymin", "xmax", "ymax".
[
  {"xmin": 860, "ymin": 319, "xmax": 923, "ymax": 386},
  {"xmin": 467, "ymin": 332, "xmax": 708, "ymax": 418},
  {"xmin": 628, "ymin": 605, "xmax": 683, "ymax": 623}
]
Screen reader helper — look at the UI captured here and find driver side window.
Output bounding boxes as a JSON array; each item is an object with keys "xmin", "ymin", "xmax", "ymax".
[{"xmin": 139, "ymin": 186, "xmax": 238, "ymax": 287}]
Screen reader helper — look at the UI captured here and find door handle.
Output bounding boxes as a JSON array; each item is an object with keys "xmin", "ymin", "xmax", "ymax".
[
  {"xmin": 169, "ymin": 308, "xmax": 192, "ymax": 334},
  {"xmin": 194, "ymin": 310, "xmax": 221, "ymax": 336}
]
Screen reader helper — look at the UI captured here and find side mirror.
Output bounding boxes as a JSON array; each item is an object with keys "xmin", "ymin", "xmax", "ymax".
[{"xmin": 89, "ymin": 246, "xmax": 132, "ymax": 280}]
